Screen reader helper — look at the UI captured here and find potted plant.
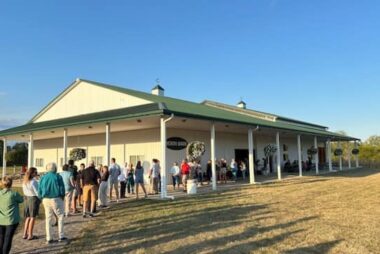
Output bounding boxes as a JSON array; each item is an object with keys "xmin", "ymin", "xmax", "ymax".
[
  {"xmin": 263, "ymin": 144, "xmax": 277, "ymax": 175},
  {"xmin": 186, "ymin": 141, "xmax": 205, "ymax": 194},
  {"xmin": 69, "ymin": 148, "xmax": 86, "ymax": 162},
  {"xmin": 334, "ymin": 148, "xmax": 343, "ymax": 156},
  {"xmin": 352, "ymin": 148, "xmax": 359, "ymax": 155}
]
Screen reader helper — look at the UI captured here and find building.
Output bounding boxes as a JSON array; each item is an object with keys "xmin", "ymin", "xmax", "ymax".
[{"xmin": 0, "ymin": 79, "xmax": 360, "ymax": 197}]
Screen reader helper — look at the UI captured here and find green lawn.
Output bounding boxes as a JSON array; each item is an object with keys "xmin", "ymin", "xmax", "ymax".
[{"xmin": 54, "ymin": 169, "xmax": 379, "ymax": 253}]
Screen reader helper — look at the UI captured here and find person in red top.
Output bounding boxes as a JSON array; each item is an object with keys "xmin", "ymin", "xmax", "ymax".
[{"xmin": 181, "ymin": 159, "xmax": 190, "ymax": 192}]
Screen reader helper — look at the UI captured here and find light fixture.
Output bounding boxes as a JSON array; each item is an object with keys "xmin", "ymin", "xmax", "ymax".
[
  {"xmin": 51, "ymin": 131, "xmax": 55, "ymax": 134},
  {"xmin": 182, "ymin": 119, "xmax": 187, "ymax": 123},
  {"xmin": 225, "ymin": 124, "xmax": 229, "ymax": 128},
  {"xmin": 137, "ymin": 119, "xmax": 142, "ymax": 123},
  {"xmin": 21, "ymin": 134, "xmax": 25, "ymax": 137},
  {"xmin": 88, "ymin": 126, "xmax": 93, "ymax": 129}
]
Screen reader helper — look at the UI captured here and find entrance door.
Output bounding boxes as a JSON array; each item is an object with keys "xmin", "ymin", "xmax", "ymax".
[
  {"xmin": 318, "ymin": 147, "xmax": 326, "ymax": 164},
  {"xmin": 235, "ymin": 149, "xmax": 256, "ymax": 177}
]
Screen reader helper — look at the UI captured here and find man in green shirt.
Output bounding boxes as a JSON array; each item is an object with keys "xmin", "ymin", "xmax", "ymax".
[
  {"xmin": 38, "ymin": 162, "xmax": 67, "ymax": 244},
  {"xmin": 0, "ymin": 176, "xmax": 23, "ymax": 254}
]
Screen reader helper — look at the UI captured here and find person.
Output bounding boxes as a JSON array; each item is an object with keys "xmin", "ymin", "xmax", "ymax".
[
  {"xmin": 181, "ymin": 159, "xmax": 190, "ymax": 192},
  {"xmin": 81, "ymin": 160, "xmax": 100, "ymax": 218},
  {"xmin": 118, "ymin": 165, "xmax": 127, "ymax": 199},
  {"xmin": 59, "ymin": 164, "xmax": 75, "ymax": 217},
  {"xmin": 0, "ymin": 176, "xmax": 23, "ymax": 253},
  {"xmin": 135, "ymin": 161, "xmax": 147, "ymax": 199},
  {"xmin": 240, "ymin": 161, "xmax": 247, "ymax": 180},
  {"xmin": 206, "ymin": 160, "xmax": 212, "ymax": 184},
  {"xmin": 109, "ymin": 158, "xmax": 121, "ymax": 202},
  {"xmin": 220, "ymin": 159, "xmax": 227, "ymax": 184},
  {"xmin": 38, "ymin": 162, "xmax": 67, "ymax": 244},
  {"xmin": 149, "ymin": 159, "xmax": 160, "ymax": 194},
  {"xmin": 196, "ymin": 161, "xmax": 203, "ymax": 186},
  {"xmin": 22, "ymin": 167, "xmax": 40, "ymax": 240},
  {"xmin": 68, "ymin": 160, "xmax": 79, "ymax": 213},
  {"xmin": 230, "ymin": 159, "xmax": 238, "ymax": 181},
  {"xmin": 170, "ymin": 162, "xmax": 180, "ymax": 190},
  {"xmin": 76, "ymin": 163, "xmax": 85, "ymax": 208},
  {"xmin": 126, "ymin": 163, "xmax": 135, "ymax": 195},
  {"xmin": 98, "ymin": 166, "xmax": 109, "ymax": 208}
]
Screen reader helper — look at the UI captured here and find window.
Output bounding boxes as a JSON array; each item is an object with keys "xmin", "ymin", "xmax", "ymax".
[
  {"xmin": 129, "ymin": 155, "xmax": 145, "ymax": 166},
  {"xmin": 283, "ymin": 144, "xmax": 289, "ymax": 161},
  {"xmin": 91, "ymin": 156, "xmax": 103, "ymax": 166},
  {"xmin": 35, "ymin": 158, "xmax": 44, "ymax": 167}
]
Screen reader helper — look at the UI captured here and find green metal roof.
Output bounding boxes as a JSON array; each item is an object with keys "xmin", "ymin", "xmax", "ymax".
[{"xmin": 0, "ymin": 78, "xmax": 359, "ymax": 141}]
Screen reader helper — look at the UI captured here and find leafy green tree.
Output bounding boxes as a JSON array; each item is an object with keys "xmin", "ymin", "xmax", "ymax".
[{"xmin": 5, "ymin": 143, "xmax": 28, "ymax": 166}]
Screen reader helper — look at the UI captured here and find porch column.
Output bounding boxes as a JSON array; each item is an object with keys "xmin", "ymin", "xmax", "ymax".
[
  {"xmin": 314, "ymin": 136, "xmax": 319, "ymax": 175},
  {"xmin": 63, "ymin": 128, "xmax": 68, "ymax": 164},
  {"xmin": 211, "ymin": 123, "xmax": 217, "ymax": 190},
  {"xmin": 328, "ymin": 139, "xmax": 333, "ymax": 171},
  {"xmin": 348, "ymin": 141, "xmax": 352, "ymax": 169},
  {"xmin": 28, "ymin": 134, "xmax": 34, "ymax": 168},
  {"xmin": 354, "ymin": 141, "xmax": 359, "ymax": 167},
  {"xmin": 338, "ymin": 141, "xmax": 343, "ymax": 171},
  {"xmin": 2, "ymin": 138, "xmax": 7, "ymax": 178},
  {"xmin": 160, "ymin": 117, "xmax": 167, "ymax": 198},
  {"xmin": 297, "ymin": 134, "xmax": 302, "ymax": 177},
  {"xmin": 276, "ymin": 132, "xmax": 281, "ymax": 180},
  {"xmin": 105, "ymin": 123, "xmax": 111, "ymax": 166},
  {"xmin": 248, "ymin": 128, "xmax": 255, "ymax": 184}
]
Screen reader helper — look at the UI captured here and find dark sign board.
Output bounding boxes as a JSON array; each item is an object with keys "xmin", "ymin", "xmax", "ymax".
[{"xmin": 167, "ymin": 137, "xmax": 188, "ymax": 150}]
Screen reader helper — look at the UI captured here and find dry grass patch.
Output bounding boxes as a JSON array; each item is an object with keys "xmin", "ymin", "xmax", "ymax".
[{"xmin": 62, "ymin": 168, "xmax": 380, "ymax": 254}]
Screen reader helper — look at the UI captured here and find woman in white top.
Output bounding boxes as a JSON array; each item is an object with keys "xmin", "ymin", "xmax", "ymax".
[
  {"xmin": 149, "ymin": 159, "xmax": 160, "ymax": 194},
  {"xmin": 22, "ymin": 167, "xmax": 40, "ymax": 240},
  {"xmin": 170, "ymin": 162, "xmax": 180, "ymax": 190}
]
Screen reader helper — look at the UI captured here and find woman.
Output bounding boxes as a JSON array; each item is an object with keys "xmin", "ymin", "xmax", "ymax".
[
  {"xmin": 98, "ymin": 166, "xmax": 109, "ymax": 207},
  {"xmin": 231, "ymin": 159, "xmax": 238, "ymax": 181},
  {"xmin": 22, "ymin": 167, "xmax": 40, "ymax": 240},
  {"xmin": 118, "ymin": 163, "xmax": 127, "ymax": 198},
  {"xmin": 170, "ymin": 162, "xmax": 180, "ymax": 190},
  {"xmin": 240, "ymin": 161, "xmax": 247, "ymax": 180},
  {"xmin": 135, "ymin": 161, "xmax": 147, "ymax": 199},
  {"xmin": 126, "ymin": 163, "xmax": 135, "ymax": 195},
  {"xmin": 220, "ymin": 159, "xmax": 227, "ymax": 184},
  {"xmin": 0, "ymin": 176, "xmax": 23, "ymax": 254},
  {"xmin": 149, "ymin": 159, "xmax": 160, "ymax": 194}
]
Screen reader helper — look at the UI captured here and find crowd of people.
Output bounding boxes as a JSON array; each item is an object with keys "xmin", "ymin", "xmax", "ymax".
[{"xmin": 0, "ymin": 156, "xmax": 247, "ymax": 253}]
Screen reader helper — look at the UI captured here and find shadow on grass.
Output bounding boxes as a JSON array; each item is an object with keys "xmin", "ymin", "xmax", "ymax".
[
  {"xmin": 317, "ymin": 168, "xmax": 380, "ymax": 178},
  {"xmin": 283, "ymin": 239, "xmax": 343, "ymax": 253}
]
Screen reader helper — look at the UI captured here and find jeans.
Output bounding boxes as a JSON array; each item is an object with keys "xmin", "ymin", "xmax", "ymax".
[
  {"xmin": 172, "ymin": 175, "xmax": 180, "ymax": 188},
  {"xmin": 127, "ymin": 182, "xmax": 134, "ymax": 194},
  {"xmin": 0, "ymin": 223, "xmax": 18, "ymax": 254},
  {"xmin": 120, "ymin": 181, "xmax": 126, "ymax": 198},
  {"xmin": 42, "ymin": 198, "xmax": 64, "ymax": 241}
]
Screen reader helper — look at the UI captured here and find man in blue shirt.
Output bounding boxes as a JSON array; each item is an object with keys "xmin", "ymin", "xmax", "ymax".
[
  {"xmin": 59, "ymin": 164, "xmax": 75, "ymax": 217},
  {"xmin": 108, "ymin": 158, "xmax": 121, "ymax": 202},
  {"xmin": 38, "ymin": 162, "xmax": 67, "ymax": 244}
]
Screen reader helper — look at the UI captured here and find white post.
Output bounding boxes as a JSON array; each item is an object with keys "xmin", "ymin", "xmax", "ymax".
[
  {"xmin": 297, "ymin": 135, "xmax": 302, "ymax": 177},
  {"xmin": 355, "ymin": 141, "xmax": 359, "ymax": 167},
  {"xmin": 314, "ymin": 136, "xmax": 319, "ymax": 175},
  {"xmin": 338, "ymin": 141, "xmax": 343, "ymax": 171},
  {"xmin": 2, "ymin": 138, "xmax": 7, "ymax": 178},
  {"xmin": 348, "ymin": 141, "xmax": 352, "ymax": 169},
  {"xmin": 105, "ymin": 123, "xmax": 111, "ymax": 166},
  {"xmin": 248, "ymin": 128, "xmax": 255, "ymax": 184},
  {"xmin": 328, "ymin": 139, "xmax": 333, "ymax": 171},
  {"xmin": 211, "ymin": 123, "xmax": 217, "ymax": 191},
  {"xmin": 276, "ymin": 132, "xmax": 281, "ymax": 180},
  {"xmin": 63, "ymin": 128, "xmax": 68, "ymax": 164},
  {"xmin": 160, "ymin": 117, "xmax": 167, "ymax": 198},
  {"xmin": 28, "ymin": 134, "xmax": 34, "ymax": 168}
]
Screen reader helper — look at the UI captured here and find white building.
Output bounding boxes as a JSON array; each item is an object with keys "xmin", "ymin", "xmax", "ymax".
[{"xmin": 0, "ymin": 79, "xmax": 360, "ymax": 195}]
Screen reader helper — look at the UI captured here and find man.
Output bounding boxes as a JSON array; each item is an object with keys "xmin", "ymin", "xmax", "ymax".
[
  {"xmin": 108, "ymin": 158, "xmax": 121, "ymax": 202},
  {"xmin": 81, "ymin": 160, "xmax": 100, "ymax": 218},
  {"xmin": 38, "ymin": 163, "xmax": 67, "ymax": 244},
  {"xmin": 181, "ymin": 159, "xmax": 190, "ymax": 192},
  {"xmin": 59, "ymin": 164, "xmax": 75, "ymax": 217}
]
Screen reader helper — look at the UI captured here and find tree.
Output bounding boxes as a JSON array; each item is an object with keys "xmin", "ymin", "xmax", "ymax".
[
  {"xmin": 364, "ymin": 135, "xmax": 380, "ymax": 146},
  {"xmin": 5, "ymin": 142, "xmax": 28, "ymax": 166}
]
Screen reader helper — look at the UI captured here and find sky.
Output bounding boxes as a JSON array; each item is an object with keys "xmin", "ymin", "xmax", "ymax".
[{"xmin": 0, "ymin": 0, "xmax": 379, "ymax": 140}]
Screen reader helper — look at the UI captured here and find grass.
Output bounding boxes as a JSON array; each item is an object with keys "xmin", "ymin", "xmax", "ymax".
[{"xmin": 57, "ymin": 168, "xmax": 379, "ymax": 253}]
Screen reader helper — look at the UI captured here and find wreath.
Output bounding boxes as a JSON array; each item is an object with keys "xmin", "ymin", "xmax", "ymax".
[
  {"xmin": 307, "ymin": 147, "xmax": 318, "ymax": 155},
  {"xmin": 352, "ymin": 148, "xmax": 359, "ymax": 155},
  {"xmin": 264, "ymin": 144, "xmax": 277, "ymax": 157},
  {"xmin": 186, "ymin": 141, "xmax": 206, "ymax": 161},
  {"xmin": 334, "ymin": 148, "xmax": 343, "ymax": 156},
  {"xmin": 70, "ymin": 148, "xmax": 86, "ymax": 161}
]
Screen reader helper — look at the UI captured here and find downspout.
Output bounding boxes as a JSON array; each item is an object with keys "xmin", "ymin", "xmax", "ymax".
[{"xmin": 162, "ymin": 113, "xmax": 175, "ymax": 200}]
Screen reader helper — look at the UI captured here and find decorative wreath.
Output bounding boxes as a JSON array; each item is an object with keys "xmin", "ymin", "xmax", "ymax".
[
  {"xmin": 186, "ymin": 141, "xmax": 206, "ymax": 161},
  {"xmin": 307, "ymin": 147, "xmax": 318, "ymax": 155},
  {"xmin": 70, "ymin": 148, "xmax": 87, "ymax": 161},
  {"xmin": 352, "ymin": 148, "xmax": 360, "ymax": 155},
  {"xmin": 334, "ymin": 148, "xmax": 343, "ymax": 156},
  {"xmin": 264, "ymin": 144, "xmax": 277, "ymax": 157}
]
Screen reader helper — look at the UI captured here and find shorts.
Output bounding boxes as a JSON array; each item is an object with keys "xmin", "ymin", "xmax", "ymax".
[
  {"xmin": 24, "ymin": 196, "xmax": 40, "ymax": 218},
  {"xmin": 135, "ymin": 177, "xmax": 144, "ymax": 184},
  {"xmin": 109, "ymin": 180, "xmax": 119, "ymax": 190}
]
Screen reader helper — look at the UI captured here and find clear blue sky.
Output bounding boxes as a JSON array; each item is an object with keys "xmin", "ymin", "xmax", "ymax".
[{"xmin": 0, "ymin": 0, "xmax": 379, "ymax": 140}]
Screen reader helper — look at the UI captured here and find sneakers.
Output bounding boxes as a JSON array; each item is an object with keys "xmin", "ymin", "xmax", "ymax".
[
  {"xmin": 46, "ymin": 240, "xmax": 54, "ymax": 244},
  {"xmin": 58, "ymin": 237, "xmax": 69, "ymax": 242}
]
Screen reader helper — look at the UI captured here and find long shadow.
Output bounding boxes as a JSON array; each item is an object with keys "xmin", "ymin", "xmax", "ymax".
[
  {"xmin": 283, "ymin": 239, "xmax": 343, "ymax": 253},
  {"xmin": 316, "ymin": 168, "xmax": 380, "ymax": 178}
]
